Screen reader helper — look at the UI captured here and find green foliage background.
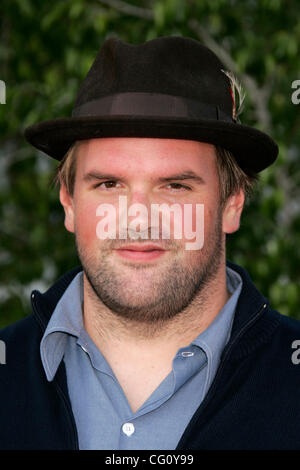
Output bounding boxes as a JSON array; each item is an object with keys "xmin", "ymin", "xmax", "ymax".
[{"xmin": 0, "ymin": 0, "xmax": 299, "ymax": 327}]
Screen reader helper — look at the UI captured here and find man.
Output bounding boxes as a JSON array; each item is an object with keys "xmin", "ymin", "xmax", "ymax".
[{"xmin": 0, "ymin": 35, "xmax": 299, "ymax": 450}]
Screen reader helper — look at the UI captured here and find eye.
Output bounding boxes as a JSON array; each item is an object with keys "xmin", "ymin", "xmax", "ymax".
[
  {"xmin": 166, "ymin": 183, "xmax": 192, "ymax": 191},
  {"xmin": 94, "ymin": 180, "xmax": 121, "ymax": 190}
]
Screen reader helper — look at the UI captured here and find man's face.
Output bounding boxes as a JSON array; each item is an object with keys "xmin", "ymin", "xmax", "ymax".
[{"xmin": 61, "ymin": 137, "xmax": 242, "ymax": 324}]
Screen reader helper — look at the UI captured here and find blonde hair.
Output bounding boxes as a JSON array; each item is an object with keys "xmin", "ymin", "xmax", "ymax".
[
  {"xmin": 214, "ymin": 146, "xmax": 259, "ymax": 209},
  {"xmin": 53, "ymin": 141, "xmax": 79, "ymax": 194}
]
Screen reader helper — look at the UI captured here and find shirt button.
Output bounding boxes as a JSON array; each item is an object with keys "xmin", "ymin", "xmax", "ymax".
[
  {"xmin": 122, "ymin": 422, "xmax": 135, "ymax": 436},
  {"xmin": 181, "ymin": 351, "xmax": 194, "ymax": 357}
]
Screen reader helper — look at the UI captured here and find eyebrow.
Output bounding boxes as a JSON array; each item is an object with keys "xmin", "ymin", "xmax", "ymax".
[
  {"xmin": 83, "ymin": 170, "xmax": 205, "ymax": 185},
  {"xmin": 83, "ymin": 172, "xmax": 123, "ymax": 182},
  {"xmin": 157, "ymin": 171, "xmax": 205, "ymax": 185}
]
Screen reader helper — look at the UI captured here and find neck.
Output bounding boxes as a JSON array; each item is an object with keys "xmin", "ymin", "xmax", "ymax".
[{"xmin": 82, "ymin": 261, "xmax": 231, "ymax": 362}]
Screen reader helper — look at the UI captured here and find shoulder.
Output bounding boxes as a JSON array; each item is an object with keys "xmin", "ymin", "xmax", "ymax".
[
  {"xmin": 269, "ymin": 308, "xmax": 300, "ymax": 342},
  {"xmin": 0, "ymin": 266, "xmax": 82, "ymax": 368},
  {"xmin": 0, "ymin": 315, "xmax": 42, "ymax": 370},
  {"xmin": 0, "ymin": 314, "xmax": 40, "ymax": 343},
  {"xmin": 270, "ymin": 309, "xmax": 300, "ymax": 364},
  {"xmin": 252, "ymin": 308, "xmax": 300, "ymax": 383}
]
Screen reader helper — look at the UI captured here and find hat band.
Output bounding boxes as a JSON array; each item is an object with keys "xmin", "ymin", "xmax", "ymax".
[{"xmin": 72, "ymin": 92, "xmax": 234, "ymax": 122}]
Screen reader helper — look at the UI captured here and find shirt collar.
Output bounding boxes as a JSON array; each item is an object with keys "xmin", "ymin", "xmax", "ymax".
[
  {"xmin": 40, "ymin": 271, "xmax": 84, "ymax": 381},
  {"xmin": 40, "ymin": 266, "xmax": 242, "ymax": 382}
]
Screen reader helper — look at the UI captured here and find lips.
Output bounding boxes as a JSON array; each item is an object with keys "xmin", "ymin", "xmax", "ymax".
[
  {"xmin": 115, "ymin": 244, "xmax": 166, "ymax": 261},
  {"xmin": 117, "ymin": 244, "xmax": 165, "ymax": 252}
]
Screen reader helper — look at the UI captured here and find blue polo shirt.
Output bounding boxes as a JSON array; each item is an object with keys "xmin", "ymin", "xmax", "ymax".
[{"xmin": 40, "ymin": 265, "xmax": 242, "ymax": 450}]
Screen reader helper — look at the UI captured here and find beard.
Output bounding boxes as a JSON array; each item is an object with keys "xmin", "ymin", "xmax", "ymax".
[{"xmin": 75, "ymin": 205, "xmax": 224, "ymax": 326}]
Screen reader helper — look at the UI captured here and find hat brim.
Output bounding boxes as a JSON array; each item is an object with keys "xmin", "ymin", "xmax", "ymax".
[{"xmin": 24, "ymin": 115, "xmax": 278, "ymax": 174}]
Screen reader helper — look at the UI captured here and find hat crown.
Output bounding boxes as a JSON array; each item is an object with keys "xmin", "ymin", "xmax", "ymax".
[
  {"xmin": 24, "ymin": 35, "xmax": 278, "ymax": 173},
  {"xmin": 74, "ymin": 36, "xmax": 233, "ymax": 118}
]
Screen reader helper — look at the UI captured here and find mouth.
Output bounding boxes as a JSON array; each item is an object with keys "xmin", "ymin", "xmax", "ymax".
[{"xmin": 114, "ymin": 244, "xmax": 167, "ymax": 262}]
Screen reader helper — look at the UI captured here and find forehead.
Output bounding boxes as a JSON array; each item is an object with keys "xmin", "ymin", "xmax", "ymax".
[{"xmin": 75, "ymin": 137, "xmax": 218, "ymax": 178}]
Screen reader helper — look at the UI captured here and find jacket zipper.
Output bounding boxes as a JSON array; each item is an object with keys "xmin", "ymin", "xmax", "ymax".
[{"xmin": 176, "ymin": 301, "xmax": 268, "ymax": 449}]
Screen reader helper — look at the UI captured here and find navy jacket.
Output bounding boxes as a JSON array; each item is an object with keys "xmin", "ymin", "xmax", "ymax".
[{"xmin": 0, "ymin": 260, "xmax": 299, "ymax": 450}]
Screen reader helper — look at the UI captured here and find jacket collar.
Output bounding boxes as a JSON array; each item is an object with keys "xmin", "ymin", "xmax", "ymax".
[
  {"xmin": 225, "ymin": 260, "xmax": 269, "ymax": 337},
  {"xmin": 31, "ymin": 265, "xmax": 83, "ymax": 331}
]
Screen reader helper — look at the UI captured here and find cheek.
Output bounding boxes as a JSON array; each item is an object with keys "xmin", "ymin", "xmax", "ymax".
[
  {"xmin": 74, "ymin": 200, "xmax": 100, "ymax": 246},
  {"xmin": 179, "ymin": 202, "xmax": 212, "ymax": 237},
  {"xmin": 179, "ymin": 201, "xmax": 220, "ymax": 252},
  {"xmin": 74, "ymin": 197, "xmax": 122, "ymax": 246}
]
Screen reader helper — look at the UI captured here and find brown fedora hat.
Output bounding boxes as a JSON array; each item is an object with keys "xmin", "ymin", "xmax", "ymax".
[{"xmin": 24, "ymin": 35, "xmax": 278, "ymax": 174}]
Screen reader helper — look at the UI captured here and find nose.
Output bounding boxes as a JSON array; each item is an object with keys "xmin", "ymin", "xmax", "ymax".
[
  {"xmin": 127, "ymin": 187, "xmax": 152, "ymax": 206},
  {"xmin": 127, "ymin": 190, "xmax": 153, "ymax": 219},
  {"xmin": 122, "ymin": 188, "xmax": 154, "ymax": 239}
]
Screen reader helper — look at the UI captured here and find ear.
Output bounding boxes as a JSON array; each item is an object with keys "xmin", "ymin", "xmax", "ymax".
[
  {"xmin": 59, "ymin": 183, "xmax": 75, "ymax": 233},
  {"xmin": 222, "ymin": 189, "xmax": 245, "ymax": 234}
]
